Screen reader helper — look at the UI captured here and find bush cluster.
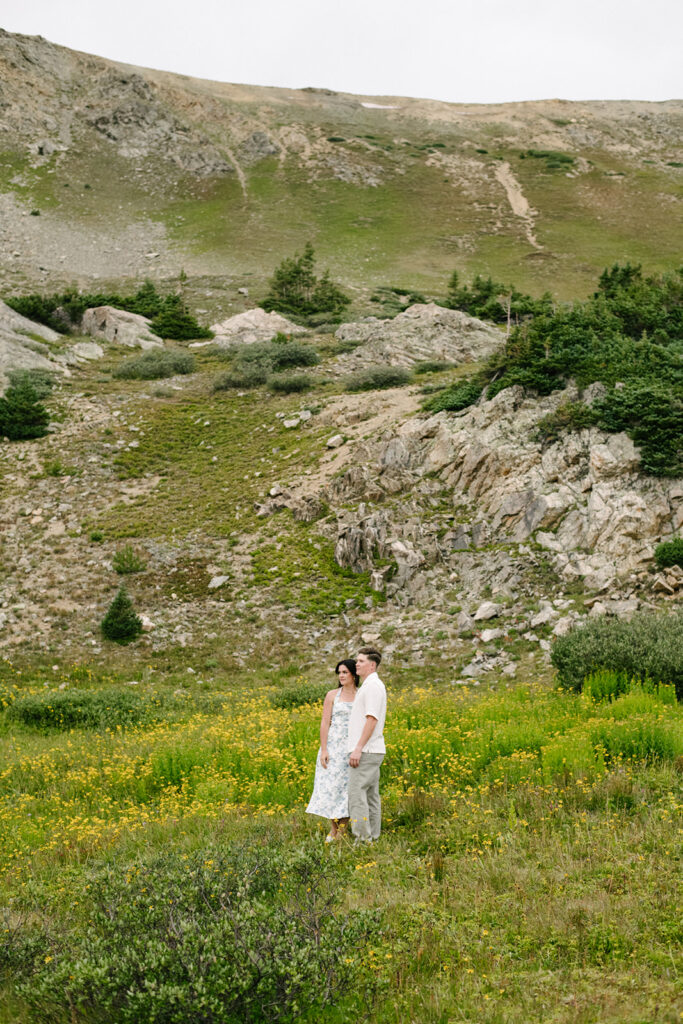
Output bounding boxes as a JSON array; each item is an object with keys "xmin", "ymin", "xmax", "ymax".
[
  {"xmin": 213, "ymin": 335, "xmax": 320, "ymax": 391},
  {"xmin": 446, "ymin": 270, "xmax": 552, "ymax": 324},
  {"xmin": 270, "ymin": 681, "xmax": 329, "ymax": 709},
  {"xmin": 9, "ymin": 843, "xmax": 377, "ymax": 1024},
  {"xmin": 5, "ymin": 281, "xmax": 212, "ymax": 340},
  {"xmin": 344, "ymin": 365, "xmax": 413, "ymax": 392},
  {"xmin": 532, "ymin": 400, "xmax": 598, "ymax": 445},
  {"xmin": 113, "ymin": 348, "xmax": 195, "ymax": 381},
  {"xmin": 551, "ymin": 610, "xmax": 683, "ymax": 700},
  {"xmin": 423, "ymin": 378, "xmax": 483, "ymax": 413},
  {"xmin": 431, "ymin": 263, "xmax": 683, "ymax": 476},
  {"xmin": 7, "ymin": 688, "xmax": 148, "ymax": 731},
  {"xmin": 112, "ymin": 545, "xmax": 147, "ymax": 574}
]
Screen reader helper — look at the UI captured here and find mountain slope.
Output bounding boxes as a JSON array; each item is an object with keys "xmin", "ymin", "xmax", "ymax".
[{"xmin": 0, "ymin": 28, "xmax": 681, "ymax": 315}]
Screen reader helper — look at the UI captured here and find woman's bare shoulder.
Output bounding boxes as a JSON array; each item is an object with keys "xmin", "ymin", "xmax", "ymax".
[{"xmin": 324, "ymin": 688, "xmax": 339, "ymax": 700}]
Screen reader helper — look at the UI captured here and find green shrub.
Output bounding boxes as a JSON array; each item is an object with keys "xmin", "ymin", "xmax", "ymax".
[
  {"xmin": 89, "ymin": 530, "xmax": 104, "ymax": 542},
  {"xmin": 267, "ymin": 373, "xmax": 314, "ymax": 393},
  {"xmin": 7, "ymin": 688, "xmax": 147, "ymax": 731},
  {"xmin": 0, "ymin": 377, "xmax": 50, "ymax": 440},
  {"xmin": 445, "ymin": 270, "xmax": 552, "ymax": 323},
  {"xmin": 414, "ymin": 360, "xmax": 455, "ymax": 374},
  {"xmin": 11, "ymin": 843, "xmax": 377, "ymax": 1024},
  {"xmin": 113, "ymin": 348, "xmax": 195, "ymax": 381},
  {"xmin": 655, "ymin": 538, "xmax": 683, "ymax": 568},
  {"xmin": 101, "ymin": 586, "xmax": 143, "ymax": 645},
  {"xmin": 238, "ymin": 337, "xmax": 320, "ymax": 372},
  {"xmin": 213, "ymin": 366, "xmax": 267, "ymax": 391},
  {"xmin": 344, "ymin": 365, "xmax": 413, "ymax": 392},
  {"xmin": 423, "ymin": 378, "xmax": 482, "ymax": 413},
  {"xmin": 594, "ymin": 383, "xmax": 683, "ymax": 477},
  {"xmin": 551, "ymin": 610, "xmax": 683, "ymax": 700},
  {"xmin": 112, "ymin": 545, "xmax": 146, "ymax": 574},
  {"xmin": 270, "ymin": 681, "xmax": 329, "ymax": 708},
  {"xmin": 532, "ymin": 400, "xmax": 598, "ymax": 445},
  {"xmin": 5, "ymin": 282, "xmax": 212, "ymax": 338},
  {"xmin": 8, "ymin": 368, "xmax": 56, "ymax": 398}
]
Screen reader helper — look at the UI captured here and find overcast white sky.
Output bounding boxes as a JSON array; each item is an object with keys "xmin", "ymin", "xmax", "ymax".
[{"xmin": 2, "ymin": 0, "xmax": 681, "ymax": 104}]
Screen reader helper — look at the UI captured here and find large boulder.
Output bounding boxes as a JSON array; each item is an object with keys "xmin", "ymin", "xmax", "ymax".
[
  {"xmin": 205, "ymin": 308, "xmax": 309, "ymax": 348},
  {"xmin": 333, "ymin": 303, "xmax": 503, "ymax": 370},
  {"xmin": 80, "ymin": 306, "xmax": 162, "ymax": 349},
  {"xmin": 0, "ymin": 300, "xmax": 66, "ymax": 390}
]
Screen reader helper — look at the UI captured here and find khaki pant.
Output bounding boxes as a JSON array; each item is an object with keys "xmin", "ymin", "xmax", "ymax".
[{"xmin": 348, "ymin": 753, "xmax": 384, "ymax": 840}]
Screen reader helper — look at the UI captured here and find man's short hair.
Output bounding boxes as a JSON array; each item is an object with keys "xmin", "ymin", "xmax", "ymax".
[{"xmin": 358, "ymin": 646, "xmax": 382, "ymax": 668}]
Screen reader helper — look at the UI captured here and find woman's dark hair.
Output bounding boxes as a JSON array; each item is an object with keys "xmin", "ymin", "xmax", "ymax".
[{"xmin": 335, "ymin": 659, "xmax": 360, "ymax": 687}]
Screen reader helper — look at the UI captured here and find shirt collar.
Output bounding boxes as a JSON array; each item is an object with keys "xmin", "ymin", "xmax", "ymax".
[{"xmin": 363, "ymin": 671, "xmax": 379, "ymax": 685}]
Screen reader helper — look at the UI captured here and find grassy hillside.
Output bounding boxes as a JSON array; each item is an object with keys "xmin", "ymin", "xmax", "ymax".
[{"xmin": 1, "ymin": 659, "xmax": 681, "ymax": 1023}]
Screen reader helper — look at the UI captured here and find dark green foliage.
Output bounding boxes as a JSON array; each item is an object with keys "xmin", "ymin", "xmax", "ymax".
[
  {"xmin": 654, "ymin": 538, "xmax": 683, "ymax": 568},
  {"xmin": 149, "ymin": 294, "xmax": 213, "ymax": 340},
  {"xmin": 5, "ymin": 281, "xmax": 212, "ymax": 339},
  {"xmin": 267, "ymin": 373, "xmax": 314, "ymax": 393},
  {"xmin": 270, "ymin": 681, "xmax": 329, "ymax": 708},
  {"xmin": 345, "ymin": 365, "xmax": 413, "ymax": 392},
  {"xmin": 446, "ymin": 270, "xmax": 553, "ymax": 324},
  {"xmin": 7, "ymin": 688, "xmax": 147, "ymax": 731},
  {"xmin": 593, "ymin": 383, "xmax": 683, "ymax": 476},
  {"xmin": 0, "ymin": 376, "xmax": 50, "ymax": 440},
  {"xmin": 113, "ymin": 348, "xmax": 195, "ymax": 381},
  {"xmin": 423, "ymin": 379, "xmax": 483, "ymax": 413},
  {"xmin": 551, "ymin": 611, "xmax": 683, "ymax": 701},
  {"xmin": 9, "ymin": 843, "xmax": 377, "ymax": 1024},
  {"xmin": 532, "ymin": 401, "xmax": 598, "ymax": 445},
  {"xmin": 100, "ymin": 586, "xmax": 143, "ymax": 645},
  {"xmin": 263, "ymin": 243, "xmax": 351, "ymax": 320}
]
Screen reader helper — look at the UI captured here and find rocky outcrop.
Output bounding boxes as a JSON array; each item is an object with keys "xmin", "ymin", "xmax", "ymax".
[
  {"xmin": 324, "ymin": 384, "xmax": 683, "ymax": 599},
  {"xmin": 333, "ymin": 304, "xmax": 503, "ymax": 370},
  {"xmin": 0, "ymin": 300, "xmax": 66, "ymax": 389},
  {"xmin": 205, "ymin": 309, "xmax": 309, "ymax": 348},
  {"xmin": 80, "ymin": 307, "xmax": 162, "ymax": 349}
]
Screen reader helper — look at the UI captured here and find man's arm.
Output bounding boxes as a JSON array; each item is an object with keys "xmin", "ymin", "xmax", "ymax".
[{"xmin": 349, "ymin": 716, "xmax": 377, "ymax": 768}]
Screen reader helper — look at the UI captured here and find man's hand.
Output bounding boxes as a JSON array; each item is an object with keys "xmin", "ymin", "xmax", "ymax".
[
  {"xmin": 320, "ymin": 748, "xmax": 329, "ymax": 769},
  {"xmin": 349, "ymin": 747, "xmax": 362, "ymax": 768}
]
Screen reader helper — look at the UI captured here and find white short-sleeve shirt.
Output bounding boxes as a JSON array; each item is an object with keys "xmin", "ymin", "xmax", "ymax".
[{"xmin": 348, "ymin": 671, "xmax": 386, "ymax": 754}]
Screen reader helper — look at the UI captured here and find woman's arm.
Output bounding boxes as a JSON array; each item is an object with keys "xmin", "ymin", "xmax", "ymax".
[{"xmin": 319, "ymin": 691, "xmax": 336, "ymax": 768}]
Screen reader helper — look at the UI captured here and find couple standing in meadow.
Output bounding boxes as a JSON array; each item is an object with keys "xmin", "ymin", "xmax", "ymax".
[{"xmin": 306, "ymin": 647, "xmax": 386, "ymax": 843}]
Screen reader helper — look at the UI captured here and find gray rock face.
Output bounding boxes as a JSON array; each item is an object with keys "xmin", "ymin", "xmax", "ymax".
[
  {"xmin": 0, "ymin": 300, "xmax": 66, "ymax": 390},
  {"xmin": 333, "ymin": 303, "xmax": 503, "ymax": 370},
  {"xmin": 206, "ymin": 309, "xmax": 309, "ymax": 348},
  {"xmin": 81, "ymin": 307, "xmax": 162, "ymax": 349}
]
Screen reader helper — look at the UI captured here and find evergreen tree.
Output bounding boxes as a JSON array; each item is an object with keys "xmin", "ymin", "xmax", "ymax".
[
  {"xmin": 101, "ymin": 585, "xmax": 143, "ymax": 645},
  {"xmin": 263, "ymin": 243, "xmax": 349, "ymax": 318},
  {"xmin": 150, "ymin": 294, "xmax": 213, "ymax": 340},
  {"xmin": 0, "ymin": 377, "xmax": 50, "ymax": 440}
]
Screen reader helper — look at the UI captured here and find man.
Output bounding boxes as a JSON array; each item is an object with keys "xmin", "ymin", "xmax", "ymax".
[{"xmin": 348, "ymin": 646, "xmax": 387, "ymax": 843}]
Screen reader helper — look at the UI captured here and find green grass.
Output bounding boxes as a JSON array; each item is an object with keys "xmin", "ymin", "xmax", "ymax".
[{"xmin": 0, "ymin": 663, "xmax": 681, "ymax": 1023}]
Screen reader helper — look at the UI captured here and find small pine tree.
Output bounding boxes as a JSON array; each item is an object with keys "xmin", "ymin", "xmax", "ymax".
[
  {"xmin": 0, "ymin": 377, "xmax": 50, "ymax": 440},
  {"xmin": 101, "ymin": 585, "xmax": 143, "ymax": 645},
  {"xmin": 150, "ymin": 295, "xmax": 213, "ymax": 340},
  {"xmin": 263, "ymin": 243, "xmax": 349, "ymax": 318}
]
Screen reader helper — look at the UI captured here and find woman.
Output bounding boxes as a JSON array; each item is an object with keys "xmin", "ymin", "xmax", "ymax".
[{"xmin": 306, "ymin": 659, "xmax": 359, "ymax": 841}]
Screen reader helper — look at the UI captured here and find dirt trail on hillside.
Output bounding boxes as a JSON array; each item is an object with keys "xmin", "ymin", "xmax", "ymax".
[{"xmin": 494, "ymin": 162, "xmax": 542, "ymax": 249}]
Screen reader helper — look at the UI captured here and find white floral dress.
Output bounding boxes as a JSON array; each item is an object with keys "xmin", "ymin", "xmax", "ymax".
[{"xmin": 306, "ymin": 691, "xmax": 354, "ymax": 820}]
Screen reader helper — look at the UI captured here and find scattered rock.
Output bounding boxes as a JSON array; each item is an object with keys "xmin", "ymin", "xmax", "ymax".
[
  {"xmin": 473, "ymin": 601, "xmax": 502, "ymax": 622},
  {"xmin": 206, "ymin": 308, "xmax": 309, "ymax": 348},
  {"xmin": 208, "ymin": 575, "xmax": 229, "ymax": 590},
  {"xmin": 326, "ymin": 434, "xmax": 345, "ymax": 449}
]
